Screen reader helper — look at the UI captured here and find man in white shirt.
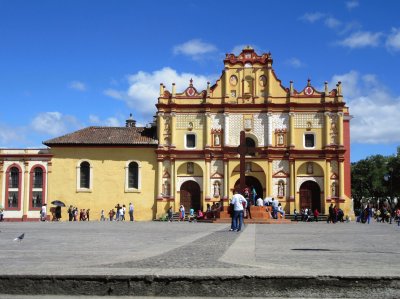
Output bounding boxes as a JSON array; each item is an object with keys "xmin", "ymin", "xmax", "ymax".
[
  {"xmin": 230, "ymin": 190, "xmax": 247, "ymax": 232},
  {"xmin": 256, "ymin": 197, "xmax": 263, "ymax": 207}
]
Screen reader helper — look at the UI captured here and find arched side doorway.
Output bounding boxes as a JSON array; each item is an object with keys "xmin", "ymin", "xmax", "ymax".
[
  {"xmin": 180, "ymin": 181, "xmax": 201, "ymax": 212},
  {"xmin": 234, "ymin": 176, "xmax": 263, "ymax": 201},
  {"xmin": 299, "ymin": 181, "xmax": 321, "ymax": 212}
]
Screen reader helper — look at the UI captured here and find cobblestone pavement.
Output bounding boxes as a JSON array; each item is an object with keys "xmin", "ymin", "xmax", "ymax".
[
  {"xmin": 0, "ymin": 220, "xmax": 399, "ymax": 276},
  {"xmin": 0, "ymin": 220, "xmax": 399, "ymax": 297}
]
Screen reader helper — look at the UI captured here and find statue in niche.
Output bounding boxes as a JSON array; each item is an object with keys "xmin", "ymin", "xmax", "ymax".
[
  {"xmin": 213, "ymin": 181, "xmax": 221, "ymax": 197},
  {"xmin": 331, "ymin": 182, "xmax": 336, "ymax": 197},
  {"xmin": 330, "ymin": 122, "xmax": 337, "ymax": 144},
  {"xmin": 163, "ymin": 181, "xmax": 170, "ymax": 196},
  {"xmin": 278, "ymin": 181, "xmax": 284, "ymax": 197},
  {"xmin": 278, "ymin": 133, "xmax": 284, "ymax": 145},
  {"xmin": 214, "ymin": 134, "xmax": 220, "ymax": 146},
  {"xmin": 307, "ymin": 162, "xmax": 313, "ymax": 174},
  {"xmin": 187, "ymin": 162, "xmax": 194, "ymax": 174}
]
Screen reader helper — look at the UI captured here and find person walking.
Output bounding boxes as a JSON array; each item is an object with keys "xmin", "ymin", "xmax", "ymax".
[
  {"xmin": 129, "ymin": 202, "xmax": 134, "ymax": 221},
  {"xmin": 179, "ymin": 205, "xmax": 185, "ymax": 221},
  {"xmin": 40, "ymin": 203, "xmax": 47, "ymax": 221},
  {"xmin": 230, "ymin": 190, "xmax": 247, "ymax": 232}
]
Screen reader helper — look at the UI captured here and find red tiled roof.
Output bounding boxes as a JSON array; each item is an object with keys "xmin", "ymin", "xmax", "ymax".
[{"xmin": 43, "ymin": 126, "xmax": 158, "ymax": 146}]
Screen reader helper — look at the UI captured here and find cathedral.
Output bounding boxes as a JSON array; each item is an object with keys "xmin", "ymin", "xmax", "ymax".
[{"xmin": 0, "ymin": 47, "xmax": 352, "ymax": 221}]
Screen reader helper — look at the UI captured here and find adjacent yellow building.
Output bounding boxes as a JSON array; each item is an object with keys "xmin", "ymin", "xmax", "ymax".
[{"xmin": 1, "ymin": 47, "xmax": 352, "ymax": 221}]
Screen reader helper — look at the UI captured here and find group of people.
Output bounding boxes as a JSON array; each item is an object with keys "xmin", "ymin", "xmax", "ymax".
[
  {"xmin": 293, "ymin": 208, "xmax": 321, "ymax": 222},
  {"xmin": 66, "ymin": 206, "xmax": 90, "ymax": 221},
  {"xmin": 358, "ymin": 204, "xmax": 400, "ymax": 225},
  {"xmin": 103, "ymin": 203, "xmax": 135, "ymax": 221}
]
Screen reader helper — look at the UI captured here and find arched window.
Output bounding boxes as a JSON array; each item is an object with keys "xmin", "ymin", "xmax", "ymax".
[
  {"xmin": 6, "ymin": 165, "xmax": 22, "ymax": 210},
  {"xmin": 128, "ymin": 162, "xmax": 139, "ymax": 189},
  {"xmin": 80, "ymin": 161, "xmax": 90, "ymax": 189},
  {"xmin": 30, "ymin": 166, "xmax": 45, "ymax": 209}
]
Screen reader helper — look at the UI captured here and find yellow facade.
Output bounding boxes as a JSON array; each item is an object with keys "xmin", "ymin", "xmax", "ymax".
[
  {"xmin": 48, "ymin": 147, "xmax": 157, "ymax": 221},
  {"xmin": 156, "ymin": 47, "xmax": 352, "ymax": 218}
]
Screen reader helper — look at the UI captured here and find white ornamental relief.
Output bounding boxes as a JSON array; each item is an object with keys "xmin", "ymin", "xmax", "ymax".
[
  {"xmin": 331, "ymin": 160, "xmax": 338, "ymax": 175},
  {"xmin": 177, "ymin": 177, "xmax": 203, "ymax": 191},
  {"xmin": 229, "ymin": 114, "xmax": 243, "ymax": 146},
  {"xmin": 272, "ymin": 160, "xmax": 289, "ymax": 174},
  {"xmin": 211, "ymin": 113, "xmax": 223, "ymax": 129},
  {"xmin": 211, "ymin": 160, "xmax": 223, "ymax": 176},
  {"xmin": 296, "ymin": 177, "xmax": 324, "ymax": 192},
  {"xmin": 271, "ymin": 113, "xmax": 289, "ymax": 130},
  {"xmin": 294, "ymin": 113, "xmax": 324, "ymax": 128},
  {"xmin": 253, "ymin": 113, "xmax": 268, "ymax": 147},
  {"xmin": 176, "ymin": 114, "xmax": 204, "ymax": 129}
]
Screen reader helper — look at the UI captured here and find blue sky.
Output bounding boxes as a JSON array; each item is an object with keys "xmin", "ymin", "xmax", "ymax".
[{"xmin": 1, "ymin": 0, "xmax": 400, "ymax": 162}]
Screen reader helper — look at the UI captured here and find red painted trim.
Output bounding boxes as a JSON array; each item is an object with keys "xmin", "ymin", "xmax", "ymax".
[
  {"xmin": 4, "ymin": 163, "xmax": 22, "ymax": 211},
  {"xmin": 156, "ymin": 102, "xmax": 346, "ymax": 110},
  {"xmin": 28, "ymin": 164, "xmax": 47, "ymax": 211},
  {"xmin": 45, "ymin": 144, "xmax": 158, "ymax": 148},
  {"xmin": 0, "ymin": 154, "xmax": 52, "ymax": 158}
]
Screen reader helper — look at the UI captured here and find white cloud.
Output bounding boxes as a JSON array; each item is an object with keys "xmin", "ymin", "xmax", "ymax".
[
  {"xmin": 31, "ymin": 112, "xmax": 81, "ymax": 136},
  {"xmin": 0, "ymin": 125, "xmax": 24, "ymax": 147},
  {"xmin": 103, "ymin": 89, "xmax": 125, "ymax": 100},
  {"xmin": 104, "ymin": 67, "xmax": 216, "ymax": 119},
  {"xmin": 68, "ymin": 81, "xmax": 87, "ymax": 91},
  {"xmin": 89, "ymin": 114, "xmax": 121, "ymax": 127},
  {"xmin": 299, "ymin": 12, "xmax": 325, "ymax": 23},
  {"xmin": 338, "ymin": 31, "xmax": 382, "ymax": 48},
  {"xmin": 285, "ymin": 57, "xmax": 305, "ymax": 68},
  {"xmin": 330, "ymin": 71, "xmax": 400, "ymax": 144},
  {"xmin": 346, "ymin": 0, "xmax": 359, "ymax": 10},
  {"xmin": 173, "ymin": 39, "xmax": 217, "ymax": 59},
  {"xmin": 386, "ymin": 27, "xmax": 400, "ymax": 51},
  {"xmin": 325, "ymin": 17, "xmax": 341, "ymax": 29}
]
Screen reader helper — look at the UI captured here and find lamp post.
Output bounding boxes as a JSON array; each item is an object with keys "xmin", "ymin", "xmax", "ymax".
[{"xmin": 384, "ymin": 167, "xmax": 394, "ymax": 223}]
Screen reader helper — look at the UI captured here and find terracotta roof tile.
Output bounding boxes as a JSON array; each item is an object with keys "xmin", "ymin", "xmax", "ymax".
[{"xmin": 43, "ymin": 126, "xmax": 158, "ymax": 146}]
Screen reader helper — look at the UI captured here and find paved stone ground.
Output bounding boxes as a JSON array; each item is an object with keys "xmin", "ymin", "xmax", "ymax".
[{"xmin": 0, "ymin": 220, "xmax": 399, "ymax": 297}]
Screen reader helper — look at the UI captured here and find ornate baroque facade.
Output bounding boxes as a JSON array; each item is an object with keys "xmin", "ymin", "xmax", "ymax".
[{"xmin": 1, "ymin": 47, "xmax": 352, "ymax": 220}]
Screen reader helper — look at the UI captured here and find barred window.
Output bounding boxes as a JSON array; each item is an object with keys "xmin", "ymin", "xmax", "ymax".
[
  {"xmin": 128, "ymin": 162, "xmax": 138, "ymax": 189},
  {"xmin": 80, "ymin": 161, "xmax": 90, "ymax": 189}
]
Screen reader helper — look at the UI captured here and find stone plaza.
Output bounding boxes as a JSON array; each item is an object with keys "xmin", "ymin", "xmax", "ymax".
[{"xmin": 0, "ymin": 220, "xmax": 398, "ymax": 298}]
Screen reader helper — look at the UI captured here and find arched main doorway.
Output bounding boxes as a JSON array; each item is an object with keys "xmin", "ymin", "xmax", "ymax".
[
  {"xmin": 180, "ymin": 181, "xmax": 201, "ymax": 212},
  {"xmin": 234, "ymin": 176, "xmax": 263, "ymax": 200},
  {"xmin": 299, "ymin": 181, "xmax": 321, "ymax": 212}
]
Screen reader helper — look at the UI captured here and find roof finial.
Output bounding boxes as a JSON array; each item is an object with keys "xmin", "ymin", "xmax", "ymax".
[
  {"xmin": 190, "ymin": 78, "xmax": 193, "ymax": 86},
  {"xmin": 307, "ymin": 78, "xmax": 311, "ymax": 86}
]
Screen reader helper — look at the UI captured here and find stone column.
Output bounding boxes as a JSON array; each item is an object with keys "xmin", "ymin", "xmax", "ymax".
[
  {"xmin": 170, "ymin": 159, "xmax": 176, "ymax": 209},
  {"xmin": 170, "ymin": 112, "xmax": 176, "ymax": 147},
  {"xmin": 324, "ymin": 112, "xmax": 330, "ymax": 147},
  {"xmin": 325, "ymin": 160, "xmax": 331, "ymax": 201},
  {"xmin": 267, "ymin": 112, "xmax": 273, "ymax": 146},
  {"xmin": 23, "ymin": 161, "xmax": 29, "ymax": 220},
  {"xmin": 338, "ymin": 112, "xmax": 344, "ymax": 147},
  {"xmin": 223, "ymin": 160, "xmax": 228, "ymax": 203},
  {"xmin": 223, "ymin": 112, "xmax": 229, "ymax": 146},
  {"xmin": 290, "ymin": 160, "xmax": 295, "ymax": 213},
  {"xmin": 339, "ymin": 160, "xmax": 345, "ymax": 202},
  {"xmin": 157, "ymin": 112, "xmax": 164, "ymax": 145},
  {"xmin": 289, "ymin": 112, "xmax": 295, "ymax": 148},
  {"xmin": 224, "ymin": 69, "xmax": 230, "ymax": 98},
  {"xmin": 157, "ymin": 160, "xmax": 163, "ymax": 199},
  {"xmin": 205, "ymin": 160, "xmax": 210, "ymax": 200},
  {"xmin": 205, "ymin": 112, "xmax": 211, "ymax": 148},
  {"xmin": 267, "ymin": 160, "xmax": 272, "ymax": 197}
]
